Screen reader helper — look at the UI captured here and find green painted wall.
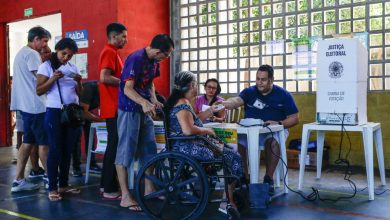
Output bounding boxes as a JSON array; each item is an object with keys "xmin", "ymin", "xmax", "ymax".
[{"xmin": 289, "ymin": 93, "xmax": 390, "ymax": 168}]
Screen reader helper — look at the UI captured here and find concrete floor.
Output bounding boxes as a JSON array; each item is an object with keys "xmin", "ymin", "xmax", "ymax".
[{"xmin": 1, "ymin": 145, "xmax": 390, "ymax": 220}]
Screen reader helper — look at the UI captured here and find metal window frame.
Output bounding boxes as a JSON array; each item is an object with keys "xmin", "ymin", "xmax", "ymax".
[{"xmin": 172, "ymin": 0, "xmax": 390, "ymax": 94}]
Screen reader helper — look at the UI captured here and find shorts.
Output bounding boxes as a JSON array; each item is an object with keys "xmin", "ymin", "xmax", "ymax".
[
  {"xmin": 15, "ymin": 111, "xmax": 24, "ymax": 132},
  {"xmin": 238, "ymin": 129, "xmax": 289, "ymax": 148},
  {"xmin": 21, "ymin": 111, "xmax": 48, "ymax": 145},
  {"xmin": 115, "ymin": 110, "xmax": 157, "ymax": 168}
]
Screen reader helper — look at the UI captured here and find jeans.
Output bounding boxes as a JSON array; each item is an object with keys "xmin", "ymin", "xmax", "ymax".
[{"xmin": 45, "ymin": 108, "xmax": 82, "ymax": 191}]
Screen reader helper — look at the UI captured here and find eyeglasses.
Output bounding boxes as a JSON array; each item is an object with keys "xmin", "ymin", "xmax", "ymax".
[
  {"xmin": 161, "ymin": 50, "xmax": 171, "ymax": 57},
  {"xmin": 206, "ymin": 86, "xmax": 217, "ymax": 90}
]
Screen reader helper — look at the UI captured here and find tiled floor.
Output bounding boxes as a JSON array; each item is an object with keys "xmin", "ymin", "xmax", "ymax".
[{"xmin": 1, "ymin": 145, "xmax": 390, "ymax": 220}]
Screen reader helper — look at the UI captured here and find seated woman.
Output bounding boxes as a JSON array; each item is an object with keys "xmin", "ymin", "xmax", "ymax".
[
  {"xmin": 194, "ymin": 78, "xmax": 225, "ymax": 123},
  {"xmin": 164, "ymin": 71, "xmax": 243, "ymax": 211}
]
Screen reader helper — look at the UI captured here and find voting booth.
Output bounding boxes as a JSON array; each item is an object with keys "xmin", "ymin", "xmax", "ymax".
[{"xmin": 316, "ymin": 38, "xmax": 368, "ymax": 125}]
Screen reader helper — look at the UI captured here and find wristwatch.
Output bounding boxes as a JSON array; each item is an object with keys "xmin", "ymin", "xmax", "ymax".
[{"xmin": 278, "ymin": 121, "xmax": 282, "ymax": 125}]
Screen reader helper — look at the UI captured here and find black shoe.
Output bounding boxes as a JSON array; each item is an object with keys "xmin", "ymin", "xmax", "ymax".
[
  {"xmin": 90, "ymin": 164, "xmax": 102, "ymax": 174},
  {"xmin": 28, "ymin": 167, "xmax": 45, "ymax": 178},
  {"xmin": 72, "ymin": 168, "xmax": 83, "ymax": 177},
  {"xmin": 263, "ymin": 175, "xmax": 274, "ymax": 196},
  {"xmin": 226, "ymin": 204, "xmax": 240, "ymax": 220}
]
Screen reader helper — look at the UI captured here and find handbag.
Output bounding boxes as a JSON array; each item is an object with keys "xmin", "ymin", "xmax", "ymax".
[{"xmin": 56, "ymin": 80, "xmax": 85, "ymax": 128}]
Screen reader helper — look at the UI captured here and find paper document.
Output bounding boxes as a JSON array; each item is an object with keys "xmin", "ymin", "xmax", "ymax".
[
  {"xmin": 239, "ymin": 118, "xmax": 264, "ymax": 126},
  {"xmin": 201, "ymin": 104, "xmax": 224, "ymax": 112},
  {"xmin": 201, "ymin": 104, "xmax": 211, "ymax": 112}
]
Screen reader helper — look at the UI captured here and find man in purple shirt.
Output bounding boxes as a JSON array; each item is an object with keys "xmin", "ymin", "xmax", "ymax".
[{"xmin": 115, "ymin": 34, "xmax": 174, "ymax": 211}]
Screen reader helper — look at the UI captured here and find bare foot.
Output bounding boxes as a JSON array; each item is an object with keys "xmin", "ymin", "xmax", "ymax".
[
  {"xmin": 48, "ymin": 191, "xmax": 62, "ymax": 201},
  {"xmin": 103, "ymin": 192, "xmax": 121, "ymax": 199},
  {"xmin": 120, "ymin": 193, "xmax": 138, "ymax": 208}
]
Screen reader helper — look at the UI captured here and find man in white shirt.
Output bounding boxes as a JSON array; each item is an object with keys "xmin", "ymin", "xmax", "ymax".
[{"xmin": 10, "ymin": 26, "xmax": 51, "ymax": 192}]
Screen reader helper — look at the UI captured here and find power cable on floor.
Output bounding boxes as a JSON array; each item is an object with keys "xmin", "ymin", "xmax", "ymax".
[{"xmin": 260, "ymin": 114, "xmax": 365, "ymax": 202}]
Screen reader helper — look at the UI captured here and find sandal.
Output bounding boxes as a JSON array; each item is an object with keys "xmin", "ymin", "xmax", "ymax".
[
  {"xmin": 59, "ymin": 186, "xmax": 81, "ymax": 195},
  {"xmin": 120, "ymin": 194, "xmax": 139, "ymax": 208},
  {"xmin": 48, "ymin": 191, "xmax": 62, "ymax": 201},
  {"xmin": 128, "ymin": 204, "xmax": 143, "ymax": 212}
]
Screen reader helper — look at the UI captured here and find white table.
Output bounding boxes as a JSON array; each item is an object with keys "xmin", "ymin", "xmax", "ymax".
[
  {"xmin": 298, "ymin": 122, "xmax": 386, "ymax": 200},
  {"xmin": 204, "ymin": 123, "xmax": 288, "ymax": 194}
]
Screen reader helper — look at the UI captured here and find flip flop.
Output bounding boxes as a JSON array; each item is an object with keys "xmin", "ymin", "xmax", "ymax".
[
  {"xmin": 128, "ymin": 205, "xmax": 143, "ymax": 212},
  {"xmin": 48, "ymin": 191, "xmax": 62, "ymax": 201},
  {"xmin": 59, "ymin": 187, "xmax": 81, "ymax": 195}
]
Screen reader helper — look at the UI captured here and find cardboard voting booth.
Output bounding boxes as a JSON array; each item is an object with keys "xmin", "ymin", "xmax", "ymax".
[{"xmin": 316, "ymin": 38, "xmax": 368, "ymax": 125}]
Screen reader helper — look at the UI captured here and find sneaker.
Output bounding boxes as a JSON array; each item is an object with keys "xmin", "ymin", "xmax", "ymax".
[
  {"xmin": 11, "ymin": 158, "xmax": 17, "ymax": 164},
  {"xmin": 90, "ymin": 164, "xmax": 102, "ymax": 174},
  {"xmin": 263, "ymin": 175, "xmax": 275, "ymax": 196},
  {"xmin": 11, "ymin": 179, "xmax": 40, "ymax": 192},
  {"xmin": 28, "ymin": 167, "xmax": 45, "ymax": 178},
  {"xmin": 72, "ymin": 168, "xmax": 83, "ymax": 177},
  {"xmin": 43, "ymin": 175, "xmax": 49, "ymax": 190}
]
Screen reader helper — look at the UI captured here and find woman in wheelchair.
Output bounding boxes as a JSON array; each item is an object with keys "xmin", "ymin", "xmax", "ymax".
[{"xmin": 164, "ymin": 71, "xmax": 244, "ymax": 212}]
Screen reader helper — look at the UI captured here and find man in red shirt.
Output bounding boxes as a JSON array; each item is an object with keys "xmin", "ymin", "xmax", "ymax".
[{"xmin": 98, "ymin": 22, "xmax": 127, "ymax": 199}]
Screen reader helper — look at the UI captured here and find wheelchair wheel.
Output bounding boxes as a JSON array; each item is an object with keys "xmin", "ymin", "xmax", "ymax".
[{"xmin": 135, "ymin": 152, "xmax": 209, "ymax": 220}]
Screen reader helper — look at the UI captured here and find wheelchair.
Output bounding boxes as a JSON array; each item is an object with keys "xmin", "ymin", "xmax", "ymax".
[{"xmin": 134, "ymin": 111, "xmax": 242, "ymax": 220}]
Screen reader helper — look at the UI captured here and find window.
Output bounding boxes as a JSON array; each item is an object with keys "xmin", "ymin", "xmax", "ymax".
[{"xmin": 174, "ymin": 0, "xmax": 390, "ymax": 93}]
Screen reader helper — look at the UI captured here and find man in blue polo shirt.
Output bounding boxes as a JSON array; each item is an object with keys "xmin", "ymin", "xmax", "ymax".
[
  {"xmin": 221, "ymin": 64, "xmax": 299, "ymax": 194},
  {"xmin": 115, "ymin": 34, "xmax": 174, "ymax": 211}
]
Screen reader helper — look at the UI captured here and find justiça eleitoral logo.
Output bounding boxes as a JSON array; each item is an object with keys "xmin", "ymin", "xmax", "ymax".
[{"xmin": 328, "ymin": 61, "xmax": 344, "ymax": 79}]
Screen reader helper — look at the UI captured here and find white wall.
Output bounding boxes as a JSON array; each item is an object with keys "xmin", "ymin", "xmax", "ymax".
[{"xmin": 8, "ymin": 13, "xmax": 62, "ymax": 76}]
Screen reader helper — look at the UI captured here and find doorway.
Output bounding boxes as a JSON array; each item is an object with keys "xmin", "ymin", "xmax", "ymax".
[
  {"xmin": 6, "ymin": 13, "xmax": 62, "ymax": 146},
  {"xmin": 8, "ymin": 13, "xmax": 62, "ymax": 76}
]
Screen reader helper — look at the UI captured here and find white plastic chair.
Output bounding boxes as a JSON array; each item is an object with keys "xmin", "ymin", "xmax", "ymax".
[
  {"xmin": 225, "ymin": 107, "xmax": 243, "ymax": 123},
  {"xmin": 84, "ymin": 122, "xmax": 138, "ymax": 189}
]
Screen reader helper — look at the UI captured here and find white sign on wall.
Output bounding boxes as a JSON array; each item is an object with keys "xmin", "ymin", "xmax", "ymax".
[
  {"xmin": 65, "ymin": 30, "xmax": 88, "ymax": 48},
  {"xmin": 70, "ymin": 53, "xmax": 88, "ymax": 79}
]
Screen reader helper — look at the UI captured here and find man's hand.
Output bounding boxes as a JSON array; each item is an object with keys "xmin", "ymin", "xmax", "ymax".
[
  {"xmin": 264, "ymin": 120, "xmax": 279, "ymax": 125},
  {"xmin": 210, "ymin": 103, "xmax": 224, "ymax": 112},
  {"xmin": 152, "ymin": 100, "xmax": 164, "ymax": 109},
  {"xmin": 216, "ymin": 97, "xmax": 244, "ymax": 110},
  {"xmin": 141, "ymin": 101, "xmax": 156, "ymax": 117}
]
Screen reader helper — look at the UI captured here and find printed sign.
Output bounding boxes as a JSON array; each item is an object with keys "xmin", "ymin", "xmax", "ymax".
[
  {"xmin": 154, "ymin": 123, "xmax": 166, "ymax": 152},
  {"xmin": 292, "ymin": 36, "xmax": 321, "ymax": 79},
  {"xmin": 24, "ymin": 8, "xmax": 33, "ymax": 17},
  {"xmin": 95, "ymin": 126, "xmax": 108, "ymax": 153},
  {"xmin": 212, "ymin": 128, "xmax": 238, "ymax": 150},
  {"xmin": 65, "ymin": 30, "xmax": 88, "ymax": 48}
]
